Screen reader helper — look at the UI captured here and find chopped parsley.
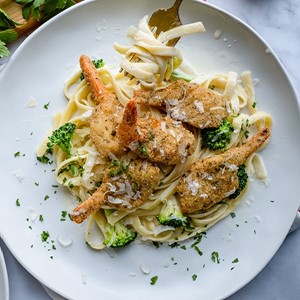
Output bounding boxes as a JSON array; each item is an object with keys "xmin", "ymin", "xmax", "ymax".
[
  {"xmin": 37, "ymin": 155, "xmax": 51, "ymax": 164},
  {"xmin": 193, "ymin": 245, "xmax": 203, "ymax": 256},
  {"xmin": 232, "ymin": 258, "xmax": 239, "ymax": 264},
  {"xmin": 14, "ymin": 151, "xmax": 21, "ymax": 157},
  {"xmin": 150, "ymin": 275, "xmax": 158, "ymax": 285},
  {"xmin": 60, "ymin": 211, "xmax": 67, "ymax": 221},
  {"xmin": 137, "ymin": 141, "xmax": 148, "ymax": 158},
  {"xmin": 109, "ymin": 160, "xmax": 130, "ymax": 177},
  {"xmin": 192, "ymin": 274, "xmax": 198, "ymax": 281},
  {"xmin": 16, "ymin": 198, "xmax": 20, "ymax": 206},
  {"xmin": 152, "ymin": 241, "xmax": 161, "ymax": 248},
  {"xmin": 169, "ymin": 242, "xmax": 180, "ymax": 248},
  {"xmin": 41, "ymin": 231, "xmax": 50, "ymax": 242},
  {"xmin": 211, "ymin": 251, "xmax": 220, "ymax": 264},
  {"xmin": 39, "ymin": 215, "xmax": 44, "ymax": 222},
  {"xmin": 230, "ymin": 212, "xmax": 236, "ymax": 218},
  {"xmin": 44, "ymin": 102, "xmax": 50, "ymax": 110}
]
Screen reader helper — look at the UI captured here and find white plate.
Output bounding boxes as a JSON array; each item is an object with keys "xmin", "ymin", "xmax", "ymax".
[
  {"xmin": 0, "ymin": 0, "xmax": 299, "ymax": 299},
  {"xmin": 0, "ymin": 247, "xmax": 9, "ymax": 300}
]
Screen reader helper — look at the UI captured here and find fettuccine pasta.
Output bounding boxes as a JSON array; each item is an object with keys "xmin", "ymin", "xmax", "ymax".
[{"xmin": 37, "ymin": 16, "xmax": 272, "ymax": 250}]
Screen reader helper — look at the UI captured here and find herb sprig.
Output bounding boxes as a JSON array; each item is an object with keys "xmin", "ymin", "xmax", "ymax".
[
  {"xmin": 14, "ymin": 0, "xmax": 77, "ymax": 22},
  {"xmin": 0, "ymin": 9, "xmax": 19, "ymax": 58}
]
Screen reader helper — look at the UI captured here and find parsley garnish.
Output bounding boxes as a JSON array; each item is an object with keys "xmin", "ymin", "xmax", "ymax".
[
  {"xmin": 0, "ymin": 9, "xmax": 19, "ymax": 58},
  {"xmin": 230, "ymin": 212, "xmax": 236, "ymax": 218},
  {"xmin": 60, "ymin": 211, "xmax": 67, "ymax": 221},
  {"xmin": 211, "ymin": 251, "xmax": 220, "ymax": 264},
  {"xmin": 14, "ymin": 151, "xmax": 20, "ymax": 157},
  {"xmin": 109, "ymin": 160, "xmax": 130, "ymax": 177},
  {"xmin": 44, "ymin": 102, "xmax": 50, "ymax": 109},
  {"xmin": 16, "ymin": 198, "xmax": 20, "ymax": 206},
  {"xmin": 169, "ymin": 242, "xmax": 180, "ymax": 248},
  {"xmin": 150, "ymin": 275, "xmax": 158, "ymax": 285},
  {"xmin": 14, "ymin": 0, "xmax": 77, "ymax": 22},
  {"xmin": 232, "ymin": 258, "xmax": 239, "ymax": 264},
  {"xmin": 192, "ymin": 274, "xmax": 198, "ymax": 281},
  {"xmin": 41, "ymin": 231, "xmax": 50, "ymax": 242},
  {"xmin": 137, "ymin": 141, "xmax": 148, "ymax": 157}
]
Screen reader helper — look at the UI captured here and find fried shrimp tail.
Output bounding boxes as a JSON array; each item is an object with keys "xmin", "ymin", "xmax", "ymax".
[
  {"xmin": 71, "ymin": 188, "xmax": 106, "ymax": 224},
  {"xmin": 117, "ymin": 100, "xmax": 139, "ymax": 146},
  {"xmin": 70, "ymin": 159, "xmax": 160, "ymax": 224},
  {"xmin": 177, "ymin": 127, "xmax": 271, "ymax": 213},
  {"xmin": 80, "ymin": 55, "xmax": 108, "ymax": 104},
  {"xmin": 118, "ymin": 100, "xmax": 196, "ymax": 165},
  {"xmin": 80, "ymin": 54, "xmax": 125, "ymax": 157}
]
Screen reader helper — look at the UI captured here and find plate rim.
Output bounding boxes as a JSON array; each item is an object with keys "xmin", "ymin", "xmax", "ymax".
[{"xmin": 0, "ymin": 246, "xmax": 9, "ymax": 300}]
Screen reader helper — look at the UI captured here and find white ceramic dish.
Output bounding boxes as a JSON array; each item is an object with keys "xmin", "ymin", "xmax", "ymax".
[
  {"xmin": 0, "ymin": 0, "xmax": 299, "ymax": 299},
  {"xmin": 0, "ymin": 247, "xmax": 9, "ymax": 300}
]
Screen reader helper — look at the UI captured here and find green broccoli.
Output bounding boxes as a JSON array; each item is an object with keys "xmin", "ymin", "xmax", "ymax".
[
  {"xmin": 103, "ymin": 221, "xmax": 137, "ymax": 248},
  {"xmin": 157, "ymin": 197, "xmax": 190, "ymax": 228},
  {"xmin": 229, "ymin": 165, "xmax": 248, "ymax": 199},
  {"xmin": 80, "ymin": 59, "xmax": 105, "ymax": 80},
  {"xmin": 201, "ymin": 120, "xmax": 234, "ymax": 151},
  {"xmin": 47, "ymin": 122, "xmax": 76, "ymax": 156},
  {"xmin": 37, "ymin": 122, "xmax": 76, "ymax": 163}
]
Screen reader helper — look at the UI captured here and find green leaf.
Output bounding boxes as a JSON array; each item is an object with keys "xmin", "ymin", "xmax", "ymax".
[
  {"xmin": 33, "ymin": 0, "xmax": 46, "ymax": 9},
  {"xmin": 22, "ymin": 4, "xmax": 33, "ymax": 20},
  {"xmin": 56, "ymin": 0, "xmax": 68, "ymax": 10},
  {"xmin": 0, "ymin": 29, "xmax": 18, "ymax": 43},
  {"xmin": 0, "ymin": 8, "xmax": 22, "ymax": 29},
  {"xmin": 0, "ymin": 40, "xmax": 10, "ymax": 58},
  {"xmin": 31, "ymin": 6, "xmax": 41, "ymax": 20},
  {"xmin": 14, "ymin": 0, "xmax": 33, "ymax": 4}
]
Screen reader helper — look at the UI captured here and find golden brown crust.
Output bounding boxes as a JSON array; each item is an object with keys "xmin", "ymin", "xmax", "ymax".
[
  {"xmin": 118, "ymin": 100, "xmax": 196, "ymax": 165},
  {"xmin": 80, "ymin": 55, "xmax": 125, "ymax": 158},
  {"xmin": 71, "ymin": 159, "xmax": 160, "ymax": 223},
  {"xmin": 177, "ymin": 127, "xmax": 271, "ymax": 213},
  {"xmin": 134, "ymin": 79, "xmax": 229, "ymax": 128}
]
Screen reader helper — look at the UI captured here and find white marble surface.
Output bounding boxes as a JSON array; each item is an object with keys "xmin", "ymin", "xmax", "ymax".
[{"xmin": 1, "ymin": 0, "xmax": 300, "ymax": 299}]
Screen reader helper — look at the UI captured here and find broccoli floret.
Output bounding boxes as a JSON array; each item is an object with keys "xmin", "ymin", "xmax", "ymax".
[
  {"xmin": 202, "ymin": 120, "xmax": 234, "ymax": 150},
  {"xmin": 229, "ymin": 165, "xmax": 248, "ymax": 199},
  {"xmin": 103, "ymin": 222, "xmax": 137, "ymax": 248},
  {"xmin": 37, "ymin": 122, "xmax": 76, "ymax": 163},
  {"xmin": 47, "ymin": 122, "xmax": 76, "ymax": 156},
  {"xmin": 80, "ymin": 59, "xmax": 105, "ymax": 80},
  {"xmin": 157, "ymin": 197, "xmax": 190, "ymax": 228}
]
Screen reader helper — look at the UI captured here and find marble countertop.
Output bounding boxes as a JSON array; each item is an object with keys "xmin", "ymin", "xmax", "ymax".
[{"xmin": 1, "ymin": 0, "xmax": 300, "ymax": 299}]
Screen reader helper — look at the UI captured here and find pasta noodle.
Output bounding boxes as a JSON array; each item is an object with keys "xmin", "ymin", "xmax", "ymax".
[{"xmin": 37, "ymin": 16, "xmax": 272, "ymax": 250}]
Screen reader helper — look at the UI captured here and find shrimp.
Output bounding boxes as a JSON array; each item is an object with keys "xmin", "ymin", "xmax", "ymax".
[
  {"xmin": 71, "ymin": 158, "xmax": 161, "ymax": 224},
  {"xmin": 117, "ymin": 100, "xmax": 196, "ymax": 165},
  {"xmin": 80, "ymin": 55, "xmax": 125, "ymax": 158},
  {"xmin": 177, "ymin": 127, "xmax": 271, "ymax": 213},
  {"xmin": 134, "ymin": 79, "xmax": 229, "ymax": 129}
]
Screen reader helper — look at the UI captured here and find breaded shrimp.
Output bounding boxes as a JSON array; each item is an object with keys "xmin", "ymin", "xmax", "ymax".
[
  {"xmin": 80, "ymin": 55, "xmax": 124, "ymax": 157},
  {"xmin": 134, "ymin": 79, "xmax": 229, "ymax": 129},
  {"xmin": 177, "ymin": 127, "xmax": 271, "ymax": 213},
  {"xmin": 117, "ymin": 100, "xmax": 195, "ymax": 165},
  {"xmin": 71, "ymin": 159, "xmax": 160, "ymax": 224}
]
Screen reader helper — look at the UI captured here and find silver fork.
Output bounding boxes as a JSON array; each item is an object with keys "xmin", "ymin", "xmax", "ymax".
[{"xmin": 121, "ymin": 0, "xmax": 183, "ymax": 77}]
